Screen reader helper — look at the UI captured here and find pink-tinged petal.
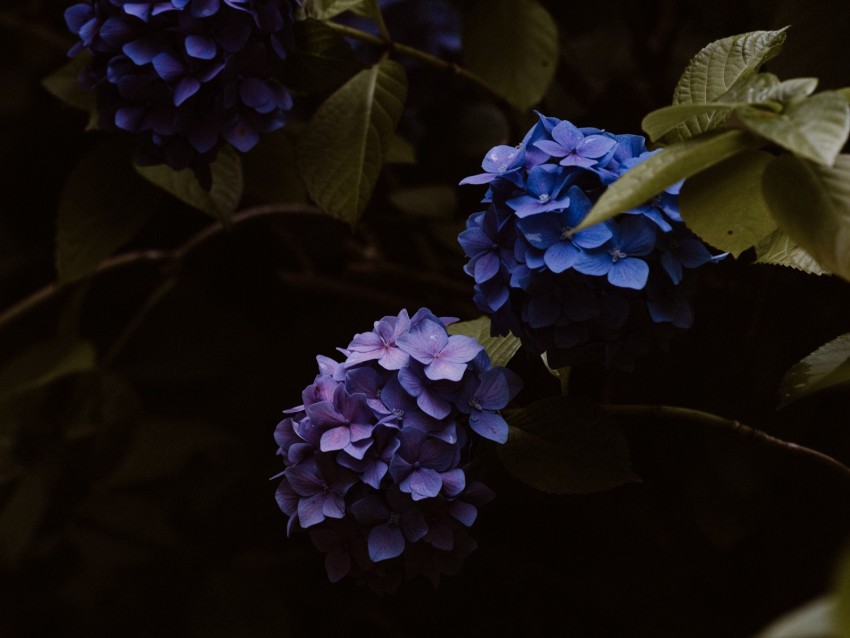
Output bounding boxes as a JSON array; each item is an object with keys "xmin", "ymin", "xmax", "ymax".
[
  {"xmin": 297, "ymin": 493, "xmax": 326, "ymax": 528},
  {"xmin": 348, "ymin": 421, "xmax": 373, "ymax": 443},
  {"xmin": 409, "ymin": 468, "xmax": 442, "ymax": 500},
  {"xmin": 285, "ymin": 463, "xmax": 321, "ymax": 496},
  {"xmin": 368, "ymin": 524, "xmax": 405, "ymax": 562},
  {"xmin": 320, "ymin": 426, "xmax": 350, "ymax": 452},
  {"xmin": 306, "ymin": 401, "xmax": 343, "ymax": 427},
  {"xmin": 321, "ymin": 493, "xmax": 346, "ymax": 519},
  {"xmin": 361, "ymin": 461, "xmax": 388, "ymax": 489},
  {"xmin": 424, "ymin": 358, "xmax": 467, "ymax": 382},
  {"xmin": 469, "ymin": 410, "xmax": 509, "ymax": 443},
  {"xmin": 441, "ymin": 335, "xmax": 484, "ymax": 364},
  {"xmin": 378, "ymin": 347, "xmax": 409, "ymax": 370}
]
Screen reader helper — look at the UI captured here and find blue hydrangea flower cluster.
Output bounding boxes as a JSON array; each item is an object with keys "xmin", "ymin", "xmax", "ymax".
[
  {"xmin": 274, "ymin": 308, "xmax": 521, "ymax": 590},
  {"xmin": 64, "ymin": 0, "xmax": 295, "ymax": 187},
  {"xmin": 459, "ymin": 114, "xmax": 723, "ymax": 370}
]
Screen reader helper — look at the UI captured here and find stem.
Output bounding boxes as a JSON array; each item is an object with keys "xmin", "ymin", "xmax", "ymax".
[
  {"xmin": 324, "ymin": 22, "xmax": 510, "ymax": 108},
  {"xmin": 603, "ymin": 403, "xmax": 850, "ymax": 483}
]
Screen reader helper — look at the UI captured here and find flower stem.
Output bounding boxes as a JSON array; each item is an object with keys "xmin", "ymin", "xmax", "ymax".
[
  {"xmin": 323, "ymin": 21, "xmax": 510, "ymax": 108},
  {"xmin": 602, "ymin": 403, "xmax": 850, "ymax": 482}
]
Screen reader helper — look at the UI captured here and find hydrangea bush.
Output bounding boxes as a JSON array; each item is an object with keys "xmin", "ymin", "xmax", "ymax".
[
  {"xmin": 459, "ymin": 114, "xmax": 724, "ymax": 370},
  {"xmin": 273, "ymin": 308, "xmax": 521, "ymax": 589},
  {"xmin": 63, "ymin": 0, "xmax": 296, "ymax": 186}
]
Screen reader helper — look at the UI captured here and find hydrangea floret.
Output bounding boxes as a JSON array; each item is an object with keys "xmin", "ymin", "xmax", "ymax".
[
  {"xmin": 459, "ymin": 114, "xmax": 723, "ymax": 370},
  {"xmin": 63, "ymin": 0, "xmax": 295, "ymax": 187},
  {"xmin": 273, "ymin": 308, "xmax": 521, "ymax": 590}
]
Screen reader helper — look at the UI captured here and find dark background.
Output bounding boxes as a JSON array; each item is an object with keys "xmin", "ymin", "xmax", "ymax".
[{"xmin": 1, "ymin": 0, "xmax": 850, "ymax": 635}]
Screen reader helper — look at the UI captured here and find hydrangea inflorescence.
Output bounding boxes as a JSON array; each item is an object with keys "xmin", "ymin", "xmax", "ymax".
[
  {"xmin": 274, "ymin": 308, "xmax": 521, "ymax": 590},
  {"xmin": 459, "ymin": 114, "xmax": 723, "ymax": 370},
  {"xmin": 64, "ymin": 0, "xmax": 295, "ymax": 187}
]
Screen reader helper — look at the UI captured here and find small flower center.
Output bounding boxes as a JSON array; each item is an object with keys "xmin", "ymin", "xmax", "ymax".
[
  {"xmin": 538, "ymin": 193, "xmax": 550, "ymax": 204},
  {"xmin": 560, "ymin": 226, "xmax": 573, "ymax": 240},
  {"xmin": 469, "ymin": 397, "xmax": 482, "ymax": 411},
  {"xmin": 609, "ymin": 247, "xmax": 627, "ymax": 262},
  {"xmin": 392, "ymin": 407, "xmax": 405, "ymax": 419},
  {"xmin": 388, "ymin": 512, "xmax": 401, "ymax": 526}
]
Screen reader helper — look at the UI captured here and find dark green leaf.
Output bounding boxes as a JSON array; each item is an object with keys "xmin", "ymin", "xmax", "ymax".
[
  {"xmin": 299, "ymin": 59, "xmax": 407, "ymax": 221},
  {"xmin": 672, "ymin": 28, "xmax": 788, "ymax": 140},
  {"xmin": 755, "ymin": 230, "xmax": 827, "ymax": 275},
  {"xmin": 41, "ymin": 53, "xmax": 98, "ymax": 129},
  {"xmin": 447, "ymin": 316, "xmax": 521, "ymax": 368},
  {"xmin": 837, "ymin": 547, "xmax": 850, "ymax": 638},
  {"xmin": 56, "ymin": 140, "xmax": 157, "ymax": 284},
  {"xmin": 303, "ymin": 0, "xmax": 366, "ymax": 20},
  {"xmin": 679, "ymin": 150, "xmax": 776, "ymax": 256},
  {"xmin": 242, "ymin": 127, "xmax": 308, "ymax": 204},
  {"xmin": 462, "ymin": 0, "xmax": 558, "ymax": 110},
  {"xmin": 0, "ymin": 458, "xmax": 58, "ymax": 568},
  {"xmin": 780, "ymin": 333, "xmax": 850, "ymax": 406},
  {"xmin": 736, "ymin": 91, "xmax": 850, "ymax": 166},
  {"xmin": 642, "ymin": 103, "xmax": 736, "ymax": 143},
  {"xmin": 762, "ymin": 154, "xmax": 850, "ymax": 281},
  {"xmin": 283, "ymin": 18, "xmax": 366, "ymax": 94},
  {"xmin": 576, "ymin": 130, "xmax": 761, "ymax": 231},
  {"xmin": 499, "ymin": 396, "xmax": 639, "ymax": 494},
  {"xmin": 0, "ymin": 340, "xmax": 96, "ymax": 398},
  {"xmin": 755, "ymin": 597, "xmax": 837, "ymax": 638},
  {"xmin": 385, "ymin": 134, "xmax": 416, "ymax": 165},
  {"xmin": 387, "ymin": 185, "xmax": 456, "ymax": 218},
  {"xmin": 135, "ymin": 145, "xmax": 243, "ymax": 223}
]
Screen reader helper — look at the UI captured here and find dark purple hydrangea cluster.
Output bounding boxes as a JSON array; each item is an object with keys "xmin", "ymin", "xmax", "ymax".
[
  {"xmin": 459, "ymin": 113, "xmax": 724, "ymax": 370},
  {"xmin": 64, "ymin": 0, "xmax": 295, "ymax": 187},
  {"xmin": 274, "ymin": 308, "xmax": 521, "ymax": 590}
]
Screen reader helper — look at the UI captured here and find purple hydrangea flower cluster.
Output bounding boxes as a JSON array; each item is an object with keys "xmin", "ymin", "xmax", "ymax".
[
  {"xmin": 274, "ymin": 308, "xmax": 521, "ymax": 590},
  {"xmin": 64, "ymin": 0, "xmax": 295, "ymax": 187},
  {"xmin": 459, "ymin": 114, "xmax": 723, "ymax": 370}
]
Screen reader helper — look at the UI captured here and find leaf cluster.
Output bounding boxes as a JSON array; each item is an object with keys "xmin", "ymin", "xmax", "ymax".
[{"xmin": 578, "ymin": 28, "xmax": 850, "ymax": 280}]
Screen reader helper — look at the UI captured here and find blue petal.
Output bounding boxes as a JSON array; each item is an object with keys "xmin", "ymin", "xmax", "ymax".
[
  {"xmin": 543, "ymin": 241, "xmax": 580, "ymax": 273},
  {"xmin": 368, "ymin": 524, "xmax": 405, "ymax": 562},
  {"xmin": 469, "ymin": 410, "xmax": 508, "ymax": 443},
  {"xmin": 608, "ymin": 258, "xmax": 649, "ymax": 290},
  {"xmin": 185, "ymin": 34, "xmax": 217, "ymax": 60},
  {"xmin": 517, "ymin": 213, "xmax": 562, "ymax": 249}
]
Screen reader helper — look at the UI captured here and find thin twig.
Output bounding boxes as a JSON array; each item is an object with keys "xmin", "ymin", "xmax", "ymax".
[
  {"xmin": 603, "ymin": 403, "xmax": 850, "ymax": 483},
  {"xmin": 324, "ymin": 21, "xmax": 512, "ymax": 108}
]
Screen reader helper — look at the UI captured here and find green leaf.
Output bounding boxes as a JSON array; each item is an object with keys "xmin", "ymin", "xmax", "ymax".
[
  {"xmin": 755, "ymin": 230, "xmax": 827, "ymax": 275},
  {"xmin": 242, "ymin": 127, "xmax": 308, "ymax": 204},
  {"xmin": 387, "ymin": 185, "xmax": 456, "ymax": 218},
  {"xmin": 499, "ymin": 396, "xmax": 639, "ymax": 494},
  {"xmin": 283, "ymin": 18, "xmax": 366, "ymax": 94},
  {"xmin": 764, "ymin": 77, "xmax": 819, "ymax": 104},
  {"xmin": 642, "ymin": 103, "xmax": 736, "ymax": 143},
  {"xmin": 462, "ymin": 0, "xmax": 558, "ymax": 110},
  {"xmin": 716, "ymin": 72, "xmax": 780, "ymax": 104},
  {"xmin": 56, "ymin": 141, "xmax": 157, "ymax": 284},
  {"xmin": 737, "ymin": 91, "xmax": 850, "ymax": 166},
  {"xmin": 576, "ymin": 129, "xmax": 761, "ymax": 231},
  {"xmin": 755, "ymin": 597, "xmax": 838, "ymax": 638},
  {"xmin": 679, "ymin": 150, "xmax": 776, "ymax": 256},
  {"xmin": 447, "ymin": 316, "xmax": 521, "ymax": 369},
  {"xmin": 41, "ymin": 53, "xmax": 99, "ymax": 130},
  {"xmin": 779, "ymin": 333, "xmax": 850, "ymax": 407},
  {"xmin": 0, "ymin": 340, "xmax": 96, "ymax": 399},
  {"xmin": 385, "ymin": 134, "xmax": 416, "ymax": 165},
  {"xmin": 838, "ymin": 88, "xmax": 850, "ymax": 104},
  {"xmin": 672, "ymin": 28, "xmax": 788, "ymax": 140},
  {"xmin": 837, "ymin": 547, "xmax": 850, "ymax": 638},
  {"xmin": 135, "ymin": 145, "xmax": 243, "ymax": 223},
  {"xmin": 303, "ymin": 0, "xmax": 366, "ymax": 20},
  {"xmin": 0, "ymin": 457, "xmax": 58, "ymax": 568},
  {"xmin": 299, "ymin": 59, "xmax": 407, "ymax": 221},
  {"xmin": 762, "ymin": 154, "xmax": 850, "ymax": 281}
]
